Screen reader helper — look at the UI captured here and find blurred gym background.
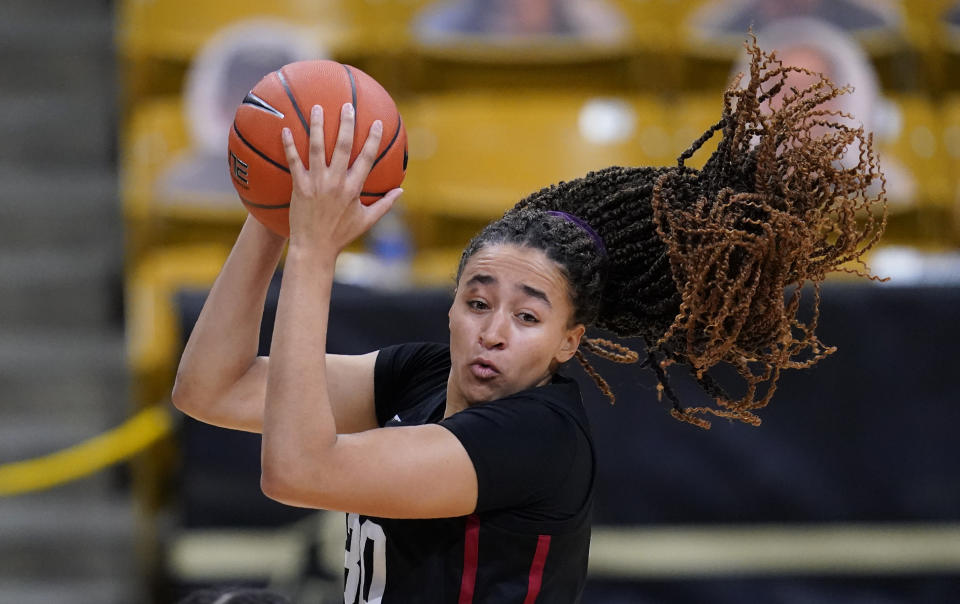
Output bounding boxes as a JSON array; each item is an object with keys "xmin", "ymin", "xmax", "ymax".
[{"xmin": 1, "ymin": 0, "xmax": 959, "ymax": 602}]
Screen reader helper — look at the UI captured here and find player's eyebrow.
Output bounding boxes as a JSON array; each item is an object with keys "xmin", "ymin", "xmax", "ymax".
[
  {"xmin": 465, "ymin": 274, "xmax": 495, "ymax": 287},
  {"xmin": 518, "ymin": 283, "xmax": 551, "ymax": 307},
  {"xmin": 464, "ymin": 274, "xmax": 550, "ymax": 307}
]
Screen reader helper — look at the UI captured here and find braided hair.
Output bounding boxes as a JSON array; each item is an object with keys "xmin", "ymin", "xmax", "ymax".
[{"xmin": 457, "ymin": 37, "xmax": 887, "ymax": 428}]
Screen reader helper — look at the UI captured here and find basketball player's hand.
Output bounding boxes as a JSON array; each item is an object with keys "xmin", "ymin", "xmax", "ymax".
[{"xmin": 281, "ymin": 102, "xmax": 403, "ymax": 255}]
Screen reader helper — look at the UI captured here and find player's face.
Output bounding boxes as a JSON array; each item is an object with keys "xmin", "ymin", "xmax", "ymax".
[{"xmin": 447, "ymin": 244, "xmax": 585, "ymax": 407}]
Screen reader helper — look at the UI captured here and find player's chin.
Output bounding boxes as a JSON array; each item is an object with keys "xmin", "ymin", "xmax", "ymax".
[
  {"xmin": 462, "ymin": 375, "xmax": 509, "ymax": 404},
  {"xmin": 463, "ymin": 384, "xmax": 500, "ymax": 405}
]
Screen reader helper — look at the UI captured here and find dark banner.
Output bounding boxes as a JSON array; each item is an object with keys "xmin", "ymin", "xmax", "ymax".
[{"xmin": 174, "ymin": 280, "xmax": 960, "ymax": 602}]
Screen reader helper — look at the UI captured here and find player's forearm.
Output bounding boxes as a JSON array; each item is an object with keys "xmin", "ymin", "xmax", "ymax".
[
  {"xmin": 172, "ymin": 217, "xmax": 286, "ymax": 415},
  {"xmin": 261, "ymin": 243, "xmax": 339, "ymax": 496}
]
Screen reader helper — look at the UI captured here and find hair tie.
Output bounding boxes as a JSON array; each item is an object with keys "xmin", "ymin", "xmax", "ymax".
[{"xmin": 546, "ymin": 211, "xmax": 607, "ymax": 257}]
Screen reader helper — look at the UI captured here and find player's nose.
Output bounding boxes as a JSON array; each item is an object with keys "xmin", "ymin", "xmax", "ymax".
[{"xmin": 478, "ymin": 311, "xmax": 508, "ymax": 350}]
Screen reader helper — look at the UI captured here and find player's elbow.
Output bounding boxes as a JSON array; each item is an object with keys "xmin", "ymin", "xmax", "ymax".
[
  {"xmin": 170, "ymin": 372, "xmax": 209, "ymax": 419},
  {"xmin": 170, "ymin": 375, "xmax": 192, "ymax": 414},
  {"xmin": 260, "ymin": 461, "xmax": 329, "ymax": 508},
  {"xmin": 260, "ymin": 468, "xmax": 296, "ymax": 505},
  {"xmin": 260, "ymin": 436, "xmax": 342, "ymax": 509}
]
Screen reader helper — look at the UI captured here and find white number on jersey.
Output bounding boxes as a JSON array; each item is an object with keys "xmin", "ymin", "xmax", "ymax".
[{"xmin": 344, "ymin": 513, "xmax": 386, "ymax": 604}]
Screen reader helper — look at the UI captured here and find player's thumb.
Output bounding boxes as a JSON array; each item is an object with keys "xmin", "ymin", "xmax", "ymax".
[{"xmin": 363, "ymin": 188, "xmax": 403, "ymax": 227}]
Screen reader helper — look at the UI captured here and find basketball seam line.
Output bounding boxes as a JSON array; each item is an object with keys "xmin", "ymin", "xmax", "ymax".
[
  {"xmin": 239, "ymin": 194, "xmax": 290, "ymax": 210},
  {"xmin": 239, "ymin": 65, "xmax": 390, "ymax": 203},
  {"xmin": 371, "ymin": 115, "xmax": 403, "ymax": 171},
  {"xmin": 233, "ymin": 122, "xmax": 290, "ymax": 174},
  {"xmin": 278, "ymin": 68, "xmax": 310, "ymax": 136},
  {"xmin": 344, "ymin": 64, "xmax": 358, "ymax": 112}
]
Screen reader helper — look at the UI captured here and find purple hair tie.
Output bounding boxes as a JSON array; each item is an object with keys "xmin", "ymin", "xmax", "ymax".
[{"xmin": 546, "ymin": 210, "xmax": 607, "ymax": 257}]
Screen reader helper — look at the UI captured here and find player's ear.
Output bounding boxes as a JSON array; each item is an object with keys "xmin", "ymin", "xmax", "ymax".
[{"xmin": 556, "ymin": 323, "xmax": 585, "ymax": 364}]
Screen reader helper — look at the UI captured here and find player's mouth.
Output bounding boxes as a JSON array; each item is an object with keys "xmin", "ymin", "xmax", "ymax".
[{"xmin": 469, "ymin": 357, "xmax": 500, "ymax": 380}]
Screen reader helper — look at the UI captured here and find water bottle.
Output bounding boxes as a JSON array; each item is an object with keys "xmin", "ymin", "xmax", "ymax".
[{"xmin": 366, "ymin": 208, "xmax": 413, "ymax": 291}]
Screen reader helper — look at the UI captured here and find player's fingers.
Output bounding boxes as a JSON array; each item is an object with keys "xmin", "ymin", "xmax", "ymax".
[
  {"xmin": 307, "ymin": 105, "xmax": 326, "ymax": 168},
  {"xmin": 330, "ymin": 102, "xmax": 355, "ymax": 174},
  {"xmin": 346, "ymin": 120, "xmax": 383, "ymax": 190},
  {"xmin": 362, "ymin": 188, "xmax": 403, "ymax": 228},
  {"xmin": 281, "ymin": 127, "xmax": 308, "ymax": 183}
]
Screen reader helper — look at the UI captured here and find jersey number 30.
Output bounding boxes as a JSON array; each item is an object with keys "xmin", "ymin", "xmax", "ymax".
[{"xmin": 344, "ymin": 513, "xmax": 386, "ymax": 604}]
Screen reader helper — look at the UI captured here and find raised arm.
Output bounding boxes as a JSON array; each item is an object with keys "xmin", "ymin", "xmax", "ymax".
[
  {"xmin": 260, "ymin": 103, "xmax": 478, "ymax": 518},
  {"xmin": 170, "ymin": 202, "xmax": 378, "ymax": 434}
]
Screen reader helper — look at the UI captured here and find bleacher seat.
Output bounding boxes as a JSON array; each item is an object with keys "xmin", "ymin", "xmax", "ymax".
[
  {"xmin": 117, "ymin": 0, "xmax": 334, "ymax": 62},
  {"xmin": 939, "ymin": 94, "xmax": 960, "ymax": 186},
  {"xmin": 116, "ymin": 0, "xmax": 432, "ymax": 71},
  {"xmin": 122, "ymin": 96, "xmax": 247, "ymax": 263},
  {"xmin": 879, "ymin": 94, "xmax": 950, "ymax": 211},
  {"xmin": 400, "ymin": 91, "xmax": 673, "ymax": 219}
]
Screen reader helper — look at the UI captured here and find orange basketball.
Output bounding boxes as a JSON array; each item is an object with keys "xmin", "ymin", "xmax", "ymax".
[{"xmin": 227, "ymin": 60, "xmax": 408, "ymax": 237}]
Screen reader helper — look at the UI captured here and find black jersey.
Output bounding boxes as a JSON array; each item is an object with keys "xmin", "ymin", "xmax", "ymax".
[{"xmin": 342, "ymin": 342, "xmax": 595, "ymax": 604}]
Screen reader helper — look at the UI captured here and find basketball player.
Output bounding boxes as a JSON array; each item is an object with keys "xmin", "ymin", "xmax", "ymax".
[{"xmin": 173, "ymin": 39, "xmax": 885, "ymax": 602}]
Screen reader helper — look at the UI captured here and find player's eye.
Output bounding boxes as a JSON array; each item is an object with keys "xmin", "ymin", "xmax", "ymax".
[
  {"xmin": 517, "ymin": 312, "xmax": 539, "ymax": 323},
  {"xmin": 467, "ymin": 299, "xmax": 489, "ymax": 311}
]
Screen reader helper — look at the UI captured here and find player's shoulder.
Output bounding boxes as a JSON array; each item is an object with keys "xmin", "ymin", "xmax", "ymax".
[
  {"xmin": 377, "ymin": 341, "xmax": 450, "ymax": 373},
  {"xmin": 450, "ymin": 375, "xmax": 591, "ymax": 452},
  {"xmin": 374, "ymin": 341, "xmax": 450, "ymax": 426},
  {"xmin": 507, "ymin": 373, "xmax": 589, "ymax": 433}
]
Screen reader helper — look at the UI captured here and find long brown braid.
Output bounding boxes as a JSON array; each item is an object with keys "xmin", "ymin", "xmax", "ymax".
[
  {"xmin": 573, "ymin": 338, "xmax": 640, "ymax": 404},
  {"xmin": 458, "ymin": 37, "xmax": 886, "ymax": 427}
]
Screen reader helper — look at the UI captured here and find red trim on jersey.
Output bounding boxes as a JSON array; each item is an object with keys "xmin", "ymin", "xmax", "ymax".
[
  {"xmin": 522, "ymin": 534, "xmax": 552, "ymax": 604},
  {"xmin": 458, "ymin": 514, "xmax": 481, "ymax": 604}
]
